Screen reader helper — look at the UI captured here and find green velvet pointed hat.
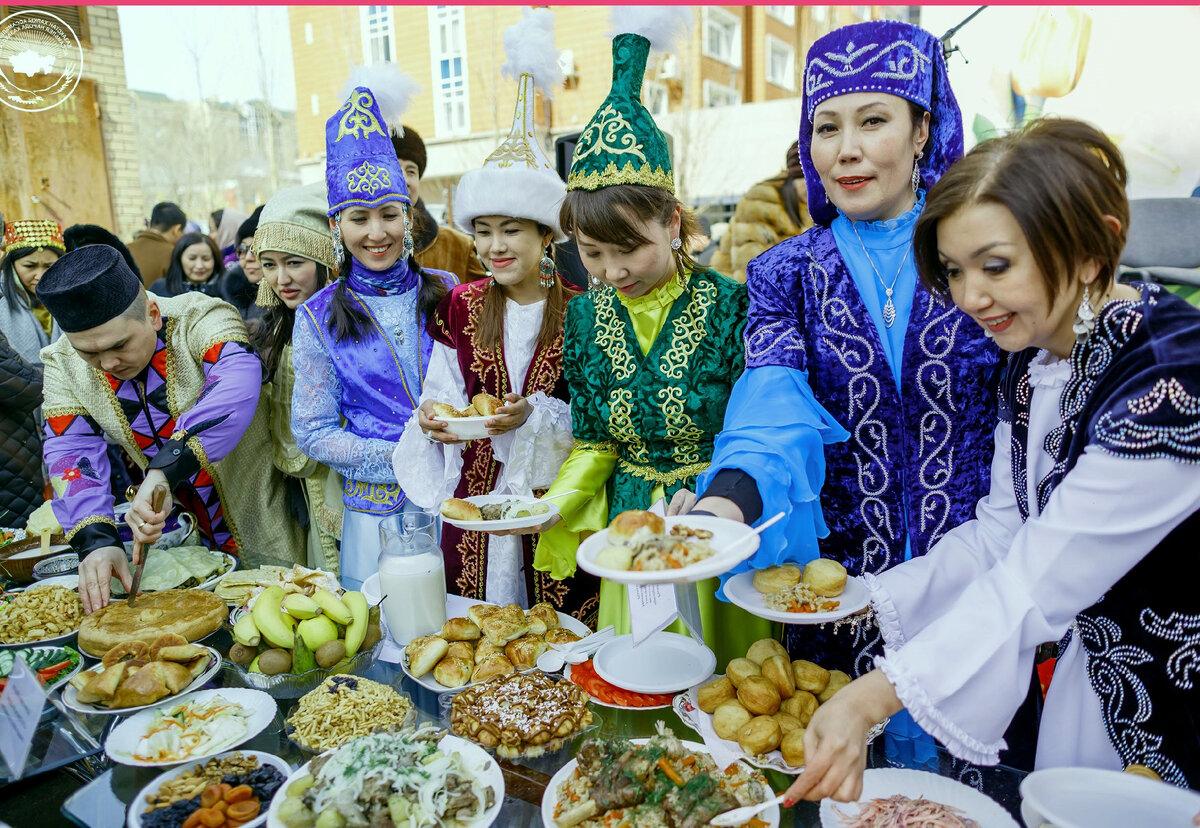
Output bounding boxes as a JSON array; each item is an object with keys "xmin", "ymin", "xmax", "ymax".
[{"xmin": 567, "ymin": 33, "xmax": 674, "ymax": 194}]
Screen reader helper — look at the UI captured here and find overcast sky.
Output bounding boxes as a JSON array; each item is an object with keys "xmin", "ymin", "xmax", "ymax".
[{"xmin": 117, "ymin": 6, "xmax": 297, "ymax": 110}]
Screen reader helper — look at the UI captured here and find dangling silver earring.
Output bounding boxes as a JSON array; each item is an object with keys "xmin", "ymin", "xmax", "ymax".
[
  {"xmin": 332, "ymin": 218, "xmax": 345, "ymax": 270},
  {"xmin": 402, "ymin": 214, "xmax": 415, "ymax": 260},
  {"xmin": 538, "ymin": 254, "xmax": 555, "ymax": 289},
  {"xmin": 670, "ymin": 237, "xmax": 682, "ymax": 251},
  {"xmin": 589, "ymin": 274, "xmax": 602, "ymax": 289},
  {"xmin": 1072, "ymin": 283, "xmax": 1097, "ymax": 342},
  {"xmin": 911, "ymin": 151, "xmax": 924, "ymax": 195}
]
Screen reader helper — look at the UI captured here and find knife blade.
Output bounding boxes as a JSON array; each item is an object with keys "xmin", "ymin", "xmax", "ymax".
[{"xmin": 128, "ymin": 483, "xmax": 170, "ymax": 603}]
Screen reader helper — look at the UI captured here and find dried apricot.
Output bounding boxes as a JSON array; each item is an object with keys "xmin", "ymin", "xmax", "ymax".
[
  {"xmin": 226, "ymin": 799, "xmax": 260, "ymax": 821},
  {"xmin": 223, "ymin": 785, "xmax": 254, "ymax": 803},
  {"xmin": 200, "ymin": 785, "xmax": 223, "ymax": 809}
]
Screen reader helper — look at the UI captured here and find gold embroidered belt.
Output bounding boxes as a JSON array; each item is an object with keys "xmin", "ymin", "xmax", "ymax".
[{"xmin": 618, "ymin": 458, "xmax": 710, "ymax": 486}]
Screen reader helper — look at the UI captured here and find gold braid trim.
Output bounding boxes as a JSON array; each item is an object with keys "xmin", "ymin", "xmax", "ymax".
[
  {"xmin": 568, "ymin": 161, "xmax": 674, "ymax": 194},
  {"xmin": 253, "ymin": 222, "xmax": 336, "ymax": 271},
  {"xmin": 64, "ymin": 514, "xmax": 119, "ymax": 542},
  {"xmin": 99, "ymin": 363, "xmax": 147, "ymax": 467},
  {"xmin": 43, "ymin": 406, "xmax": 89, "ymax": 418},
  {"xmin": 186, "ymin": 422, "xmax": 243, "ymax": 553},
  {"xmin": 573, "ymin": 438, "xmax": 617, "ymax": 453},
  {"xmin": 592, "ymin": 289, "xmax": 636, "ymax": 381},
  {"xmin": 618, "ymin": 459, "xmax": 710, "ymax": 486},
  {"xmin": 657, "ymin": 277, "xmax": 713, "ymax": 465}
]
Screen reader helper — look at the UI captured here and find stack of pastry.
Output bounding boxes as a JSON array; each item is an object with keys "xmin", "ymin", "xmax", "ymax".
[
  {"xmin": 432, "ymin": 393, "xmax": 503, "ymax": 420},
  {"xmin": 67, "ymin": 634, "xmax": 212, "ymax": 709},
  {"xmin": 405, "ymin": 602, "xmax": 582, "ymax": 689},
  {"xmin": 695, "ymin": 638, "xmax": 851, "ymax": 768},
  {"xmin": 450, "ymin": 670, "xmax": 594, "ymax": 758}
]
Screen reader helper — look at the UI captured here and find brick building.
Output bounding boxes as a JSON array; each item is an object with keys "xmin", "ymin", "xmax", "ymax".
[{"xmin": 286, "ymin": 6, "xmax": 896, "ymax": 214}]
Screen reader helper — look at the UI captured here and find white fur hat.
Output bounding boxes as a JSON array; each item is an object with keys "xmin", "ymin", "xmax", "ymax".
[{"xmin": 453, "ymin": 10, "xmax": 566, "ymax": 241}]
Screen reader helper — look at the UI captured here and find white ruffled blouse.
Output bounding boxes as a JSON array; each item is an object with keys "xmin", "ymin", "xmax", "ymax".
[
  {"xmin": 868, "ymin": 349, "xmax": 1200, "ymax": 771},
  {"xmin": 392, "ymin": 297, "xmax": 573, "ymax": 607}
]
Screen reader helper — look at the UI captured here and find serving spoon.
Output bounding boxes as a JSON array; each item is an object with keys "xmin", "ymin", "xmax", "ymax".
[{"xmin": 709, "ymin": 792, "xmax": 790, "ymax": 826}]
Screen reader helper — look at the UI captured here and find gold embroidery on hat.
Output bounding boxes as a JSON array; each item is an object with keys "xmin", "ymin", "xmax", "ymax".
[
  {"xmin": 335, "ymin": 90, "xmax": 387, "ymax": 142},
  {"xmin": 346, "ymin": 161, "xmax": 392, "ymax": 197}
]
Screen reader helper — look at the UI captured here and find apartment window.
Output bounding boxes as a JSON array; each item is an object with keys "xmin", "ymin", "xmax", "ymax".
[
  {"xmin": 310, "ymin": 94, "xmax": 320, "ymax": 116},
  {"xmin": 304, "ymin": 22, "xmax": 313, "ymax": 45},
  {"xmin": 766, "ymin": 6, "xmax": 795, "ymax": 26},
  {"xmin": 765, "ymin": 36, "xmax": 795, "ymax": 90},
  {"xmin": 644, "ymin": 81, "xmax": 669, "ymax": 117},
  {"xmin": 702, "ymin": 7, "xmax": 741, "ymax": 68},
  {"xmin": 702, "ymin": 79, "xmax": 741, "ymax": 109},
  {"xmin": 359, "ymin": 5, "xmax": 394, "ymax": 65},
  {"xmin": 428, "ymin": 6, "xmax": 470, "ymax": 136}
]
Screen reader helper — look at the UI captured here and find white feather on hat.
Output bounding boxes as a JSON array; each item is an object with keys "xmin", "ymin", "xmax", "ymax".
[
  {"xmin": 453, "ymin": 8, "xmax": 567, "ymax": 240},
  {"xmin": 337, "ymin": 63, "xmax": 421, "ymax": 136},
  {"xmin": 609, "ymin": 6, "xmax": 693, "ymax": 51}
]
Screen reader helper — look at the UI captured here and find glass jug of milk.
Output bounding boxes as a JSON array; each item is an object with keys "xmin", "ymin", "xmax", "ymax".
[{"xmin": 377, "ymin": 512, "xmax": 446, "ymax": 645}]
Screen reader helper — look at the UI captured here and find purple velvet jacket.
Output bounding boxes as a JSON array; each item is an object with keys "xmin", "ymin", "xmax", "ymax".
[{"xmin": 746, "ymin": 226, "xmax": 1000, "ymax": 674}]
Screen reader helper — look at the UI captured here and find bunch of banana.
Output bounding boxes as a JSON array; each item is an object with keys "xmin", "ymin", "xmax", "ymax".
[{"xmin": 228, "ymin": 586, "xmax": 381, "ymax": 676}]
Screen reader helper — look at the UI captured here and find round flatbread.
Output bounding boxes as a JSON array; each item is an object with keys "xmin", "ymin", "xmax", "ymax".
[{"xmin": 78, "ymin": 589, "xmax": 226, "ymax": 656}]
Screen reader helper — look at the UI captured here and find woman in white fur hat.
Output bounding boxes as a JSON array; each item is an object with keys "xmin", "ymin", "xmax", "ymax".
[{"xmin": 393, "ymin": 9, "xmax": 598, "ymax": 625}]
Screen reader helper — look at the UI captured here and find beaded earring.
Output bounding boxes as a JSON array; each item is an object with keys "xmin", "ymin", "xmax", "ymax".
[
  {"xmin": 911, "ymin": 151, "xmax": 924, "ymax": 194},
  {"xmin": 538, "ymin": 254, "xmax": 555, "ymax": 289},
  {"xmin": 332, "ymin": 219, "xmax": 345, "ymax": 270},
  {"xmin": 402, "ymin": 213, "xmax": 415, "ymax": 260},
  {"xmin": 1072, "ymin": 283, "xmax": 1097, "ymax": 342}
]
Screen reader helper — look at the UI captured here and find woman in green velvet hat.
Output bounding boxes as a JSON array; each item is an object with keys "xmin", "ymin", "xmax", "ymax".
[{"xmin": 511, "ymin": 11, "xmax": 772, "ymax": 666}]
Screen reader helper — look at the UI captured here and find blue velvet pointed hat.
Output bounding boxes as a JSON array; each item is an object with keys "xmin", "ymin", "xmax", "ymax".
[
  {"xmin": 325, "ymin": 87, "xmax": 410, "ymax": 218},
  {"xmin": 800, "ymin": 20, "xmax": 964, "ymax": 225}
]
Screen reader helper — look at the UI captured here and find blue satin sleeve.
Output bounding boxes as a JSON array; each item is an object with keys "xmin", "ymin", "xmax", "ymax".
[{"xmin": 697, "ymin": 365, "xmax": 849, "ymax": 599}]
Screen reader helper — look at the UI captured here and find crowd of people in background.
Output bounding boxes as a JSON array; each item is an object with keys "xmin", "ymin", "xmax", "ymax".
[{"xmin": 1, "ymin": 10, "xmax": 1198, "ymax": 806}]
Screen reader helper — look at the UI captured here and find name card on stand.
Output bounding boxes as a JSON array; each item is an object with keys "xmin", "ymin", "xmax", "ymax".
[{"xmin": 0, "ymin": 655, "xmax": 42, "ymax": 779}]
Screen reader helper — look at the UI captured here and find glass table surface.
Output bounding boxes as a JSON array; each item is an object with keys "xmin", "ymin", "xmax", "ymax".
[{"xmin": 51, "ymin": 652, "xmax": 1029, "ymax": 828}]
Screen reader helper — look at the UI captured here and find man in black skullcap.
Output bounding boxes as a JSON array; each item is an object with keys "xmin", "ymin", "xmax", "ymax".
[{"xmin": 37, "ymin": 245, "xmax": 303, "ymax": 612}]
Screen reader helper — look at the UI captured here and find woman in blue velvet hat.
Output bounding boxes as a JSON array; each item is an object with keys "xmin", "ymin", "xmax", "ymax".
[
  {"xmin": 290, "ymin": 87, "xmax": 453, "ymax": 588},
  {"xmin": 689, "ymin": 19, "xmax": 1031, "ymax": 768}
]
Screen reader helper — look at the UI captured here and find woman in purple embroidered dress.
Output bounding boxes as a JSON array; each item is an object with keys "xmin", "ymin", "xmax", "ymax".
[
  {"xmin": 289, "ymin": 87, "xmax": 452, "ymax": 588},
  {"xmin": 690, "ymin": 19, "xmax": 1023, "ymax": 769}
]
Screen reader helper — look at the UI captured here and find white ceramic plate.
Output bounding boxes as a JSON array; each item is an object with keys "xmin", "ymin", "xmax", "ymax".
[
  {"xmin": 441, "ymin": 494, "xmax": 560, "ymax": 532},
  {"xmin": 724, "ymin": 570, "xmax": 871, "ymax": 624},
  {"xmin": 266, "ymin": 732, "xmax": 504, "ymax": 827},
  {"xmin": 127, "ymin": 749, "xmax": 292, "ymax": 828},
  {"xmin": 820, "ymin": 768, "xmax": 1019, "ymax": 828},
  {"xmin": 105, "ymin": 687, "xmax": 276, "ymax": 767},
  {"xmin": 62, "ymin": 645, "xmax": 222, "ymax": 716},
  {"xmin": 435, "ymin": 414, "xmax": 493, "ymax": 442},
  {"xmin": 562, "ymin": 661, "xmax": 673, "ymax": 710},
  {"xmin": 593, "ymin": 632, "xmax": 716, "ymax": 694},
  {"xmin": 672, "ymin": 688, "xmax": 889, "ymax": 777},
  {"xmin": 576, "ymin": 515, "xmax": 760, "ymax": 585},
  {"xmin": 0, "ymin": 582, "xmax": 82, "ymax": 648},
  {"xmin": 540, "ymin": 737, "xmax": 780, "ymax": 828},
  {"xmin": 1019, "ymin": 766, "xmax": 1200, "ymax": 828},
  {"xmin": 401, "ymin": 595, "xmax": 591, "ymax": 693}
]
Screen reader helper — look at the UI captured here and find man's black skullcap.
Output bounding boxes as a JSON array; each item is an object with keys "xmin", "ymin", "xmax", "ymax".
[{"xmin": 37, "ymin": 244, "xmax": 142, "ymax": 332}]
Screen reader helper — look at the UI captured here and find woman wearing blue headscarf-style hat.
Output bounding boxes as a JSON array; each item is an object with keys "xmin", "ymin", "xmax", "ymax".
[
  {"xmin": 290, "ymin": 86, "xmax": 454, "ymax": 588},
  {"xmin": 691, "ymin": 17, "xmax": 1037, "ymax": 767}
]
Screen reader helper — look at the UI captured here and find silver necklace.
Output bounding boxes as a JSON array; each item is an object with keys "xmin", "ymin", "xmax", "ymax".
[{"xmin": 849, "ymin": 220, "xmax": 912, "ymax": 328}]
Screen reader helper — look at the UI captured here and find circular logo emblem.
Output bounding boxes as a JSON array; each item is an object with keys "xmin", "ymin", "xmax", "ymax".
[{"xmin": 0, "ymin": 9, "xmax": 83, "ymax": 112}]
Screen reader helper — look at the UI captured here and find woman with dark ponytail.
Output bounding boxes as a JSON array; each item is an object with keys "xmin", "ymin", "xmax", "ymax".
[{"xmin": 290, "ymin": 87, "xmax": 453, "ymax": 587}]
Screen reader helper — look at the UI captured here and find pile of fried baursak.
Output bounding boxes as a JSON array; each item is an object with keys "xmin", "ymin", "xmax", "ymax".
[
  {"xmin": 68, "ymin": 635, "xmax": 210, "ymax": 709},
  {"xmin": 431, "ymin": 392, "xmax": 503, "ymax": 420}
]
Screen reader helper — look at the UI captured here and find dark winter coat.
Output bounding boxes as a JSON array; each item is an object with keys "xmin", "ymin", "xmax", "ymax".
[{"xmin": 0, "ymin": 330, "xmax": 45, "ymax": 523}]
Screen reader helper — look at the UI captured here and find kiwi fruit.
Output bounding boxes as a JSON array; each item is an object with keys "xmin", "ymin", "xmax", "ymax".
[
  {"xmin": 257, "ymin": 648, "xmax": 293, "ymax": 676},
  {"xmin": 315, "ymin": 639, "xmax": 346, "ymax": 669},
  {"xmin": 228, "ymin": 642, "xmax": 256, "ymax": 665}
]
